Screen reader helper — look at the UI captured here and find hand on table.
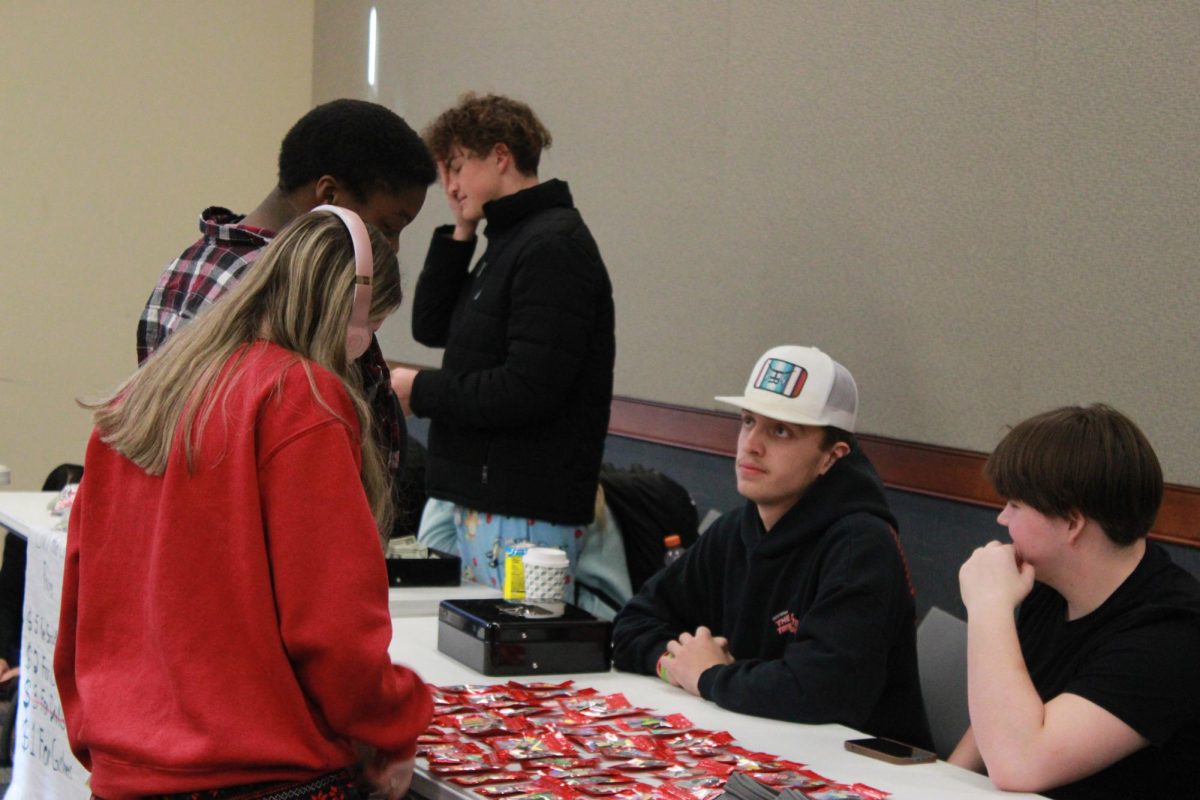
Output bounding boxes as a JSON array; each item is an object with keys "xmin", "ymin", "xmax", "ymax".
[{"xmin": 664, "ymin": 626, "xmax": 733, "ymax": 696}]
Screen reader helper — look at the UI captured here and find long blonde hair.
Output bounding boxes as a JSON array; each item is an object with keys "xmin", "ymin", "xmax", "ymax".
[{"xmin": 89, "ymin": 211, "xmax": 403, "ymax": 535}]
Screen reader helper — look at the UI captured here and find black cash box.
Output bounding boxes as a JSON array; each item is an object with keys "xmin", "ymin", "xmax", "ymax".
[
  {"xmin": 385, "ymin": 548, "xmax": 461, "ymax": 587},
  {"xmin": 437, "ymin": 598, "xmax": 612, "ymax": 676}
]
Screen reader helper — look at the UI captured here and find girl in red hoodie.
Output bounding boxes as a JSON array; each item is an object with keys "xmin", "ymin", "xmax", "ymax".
[{"xmin": 55, "ymin": 208, "xmax": 431, "ymax": 800}]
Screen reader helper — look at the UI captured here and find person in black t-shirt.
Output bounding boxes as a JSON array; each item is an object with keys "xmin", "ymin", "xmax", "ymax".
[{"xmin": 949, "ymin": 404, "xmax": 1200, "ymax": 799}]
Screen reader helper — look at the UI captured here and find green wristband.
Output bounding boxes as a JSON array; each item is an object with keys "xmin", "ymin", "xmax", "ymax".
[{"xmin": 656, "ymin": 652, "xmax": 671, "ymax": 682}]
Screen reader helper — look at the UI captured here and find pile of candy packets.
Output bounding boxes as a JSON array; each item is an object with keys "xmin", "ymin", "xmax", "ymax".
[{"xmin": 420, "ymin": 681, "xmax": 889, "ymax": 800}]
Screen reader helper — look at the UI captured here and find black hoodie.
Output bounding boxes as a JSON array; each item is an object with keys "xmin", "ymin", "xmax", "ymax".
[{"xmin": 612, "ymin": 447, "xmax": 932, "ymax": 749}]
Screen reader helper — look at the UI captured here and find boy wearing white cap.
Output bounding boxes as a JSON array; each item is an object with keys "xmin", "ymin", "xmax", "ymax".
[{"xmin": 612, "ymin": 346, "xmax": 931, "ymax": 749}]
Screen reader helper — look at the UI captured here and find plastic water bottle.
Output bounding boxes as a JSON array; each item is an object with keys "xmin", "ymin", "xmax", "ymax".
[{"xmin": 663, "ymin": 534, "xmax": 685, "ymax": 566}]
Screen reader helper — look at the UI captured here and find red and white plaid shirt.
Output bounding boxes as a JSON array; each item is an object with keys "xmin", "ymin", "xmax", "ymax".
[
  {"xmin": 137, "ymin": 206, "xmax": 407, "ymax": 482},
  {"xmin": 137, "ymin": 207, "xmax": 270, "ymax": 362}
]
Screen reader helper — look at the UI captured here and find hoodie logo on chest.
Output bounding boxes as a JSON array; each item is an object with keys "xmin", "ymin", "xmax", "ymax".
[{"xmin": 772, "ymin": 609, "xmax": 800, "ymax": 635}]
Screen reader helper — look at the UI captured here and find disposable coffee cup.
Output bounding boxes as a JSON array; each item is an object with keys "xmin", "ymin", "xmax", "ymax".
[{"xmin": 522, "ymin": 547, "xmax": 569, "ymax": 602}]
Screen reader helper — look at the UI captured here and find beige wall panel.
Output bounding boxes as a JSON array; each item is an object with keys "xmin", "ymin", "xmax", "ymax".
[{"xmin": 0, "ymin": 1, "xmax": 313, "ymax": 489}]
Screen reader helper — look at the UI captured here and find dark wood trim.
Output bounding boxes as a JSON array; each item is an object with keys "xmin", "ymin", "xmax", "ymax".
[{"xmin": 609, "ymin": 396, "xmax": 1200, "ymax": 549}]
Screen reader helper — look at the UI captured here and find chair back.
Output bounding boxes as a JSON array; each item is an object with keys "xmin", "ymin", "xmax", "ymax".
[{"xmin": 916, "ymin": 605, "xmax": 970, "ymax": 759}]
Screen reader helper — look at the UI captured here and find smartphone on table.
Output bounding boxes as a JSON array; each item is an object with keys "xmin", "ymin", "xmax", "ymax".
[{"xmin": 844, "ymin": 737, "xmax": 937, "ymax": 765}]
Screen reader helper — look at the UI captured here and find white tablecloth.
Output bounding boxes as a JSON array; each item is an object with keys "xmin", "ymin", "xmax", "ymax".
[{"xmin": 0, "ymin": 492, "xmax": 90, "ymax": 799}]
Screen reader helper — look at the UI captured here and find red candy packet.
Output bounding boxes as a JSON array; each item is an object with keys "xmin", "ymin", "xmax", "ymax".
[
  {"xmin": 418, "ymin": 727, "xmax": 461, "ymax": 744},
  {"xmin": 569, "ymin": 781, "xmax": 646, "ymax": 796},
  {"xmin": 650, "ymin": 764, "xmax": 709, "ymax": 781},
  {"xmin": 508, "ymin": 680, "xmax": 587, "ymax": 695},
  {"xmin": 487, "ymin": 730, "xmax": 579, "ymax": 761},
  {"xmin": 560, "ymin": 774, "xmax": 636, "ymax": 789},
  {"xmin": 475, "ymin": 782, "xmax": 549, "ymax": 797},
  {"xmin": 497, "ymin": 704, "xmax": 560, "ymax": 719},
  {"xmin": 614, "ymin": 714, "xmax": 693, "ymax": 734},
  {"xmin": 604, "ymin": 758, "xmax": 674, "ymax": 771},
  {"xmin": 593, "ymin": 733, "xmax": 673, "ymax": 760},
  {"xmin": 664, "ymin": 731, "xmax": 735, "ymax": 751},
  {"xmin": 437, "ymin": 711, "xmax": 532, "ymax": 737},
  {"xmin": 421, "ymin": 742, "xmax": 471, "ymax": 757},
  {"xmin": 598, "ymin": 783, "xmax": 656, "ymax": 800},
  {"xmin": 710, "ymin": 747, "xmax": 786, "ymax": 772},
  {"xmin": 426, "ymin": 742, "xmax": 492, "ymax": 764},
  {"xmin": 553, "ymin": 714, "xmax": 621, "ymax": 733},
  {"xmin": 652, "ymin": 782, "xmax": 725, "ymax": 800},
  {"xmin": 503, "ymin": 776, "xmax": 586, "ymax": 800},
  {"xmin": 524, "ymin": 757, "xmax": 603, "ymax": 770},
  {"xmin": 750, "ymin": 769, "xmax": 828, "ymax": 790},
  {"xmin": 448, "ymin": 772, "xmax": 528, "ymax": 787},
  {"xmin": 428, "ymin": 757, "xmax": 509, "ymax": 775},
  {"xmin": 557, "ymin": 693, "xmax": 644, "ymax": 719},
  {"xmin": 534, "ymin": 767, "xmax": 625, "ymax": 780}
]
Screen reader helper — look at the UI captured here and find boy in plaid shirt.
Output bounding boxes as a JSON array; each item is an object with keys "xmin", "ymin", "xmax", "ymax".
[{"xmin": 138, "ymin": 99, "xmax": 436, "ymax": 529}]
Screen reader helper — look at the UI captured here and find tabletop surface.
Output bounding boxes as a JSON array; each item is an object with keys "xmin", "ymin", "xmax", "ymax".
[
  {"xmin": 388, "ymin": 615, "xmax": 1044, "ymax": 800},
  {"xmin": 0, "ymin": 491, "xmax": 59, "ymax": 539}
]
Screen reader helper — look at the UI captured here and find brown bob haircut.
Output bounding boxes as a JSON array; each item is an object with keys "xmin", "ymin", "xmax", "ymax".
[
  {"xmin": 423, "ymin": 92, "xmax": 552, "ymax": 176},
  {"xmin": 984, "ymin": 404, "xmax": 1163, "ymax": 546}
]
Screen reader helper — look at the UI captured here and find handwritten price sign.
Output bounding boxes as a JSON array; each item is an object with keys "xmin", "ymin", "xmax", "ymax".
[{"xmin": 7, "ymin": 527, "xmax": 88, "ymax": 799}]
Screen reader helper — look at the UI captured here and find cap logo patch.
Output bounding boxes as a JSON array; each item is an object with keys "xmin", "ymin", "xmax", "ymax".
[{"xmin": 754, "ymin": 359, "xmax": 807, "ymax": 398}]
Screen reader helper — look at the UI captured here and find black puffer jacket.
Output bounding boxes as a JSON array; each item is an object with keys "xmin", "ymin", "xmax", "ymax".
[{"xmin": 410, "ymin": 180, "xmax": 615, "ymax": 524}]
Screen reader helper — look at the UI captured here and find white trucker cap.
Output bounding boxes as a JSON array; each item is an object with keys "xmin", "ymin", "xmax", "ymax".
[{"xmin": 715, "ymin": 345, "xmax": 858, "ymax": 432}]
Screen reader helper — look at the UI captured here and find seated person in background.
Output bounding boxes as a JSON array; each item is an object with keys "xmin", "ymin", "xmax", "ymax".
[
  {"xmin": 391, "ymin": 93, "xmax": 615, "ymax": 597},
  {"xmin": 57, "ymin": 209, "xmax": 431, "ymax": 800},
  {"xmin": 612, "ymin": 346, "xmax": 931, "ymax": 749},
  {"xmin": 950, "ymin": 404, "xmax": 1200, "ymax": 799}
]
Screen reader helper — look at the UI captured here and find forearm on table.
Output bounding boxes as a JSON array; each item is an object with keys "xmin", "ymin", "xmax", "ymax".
[
  {"xmin": 948, "ymin": 726, "xmax": 985, "ymax": 773},
  {"xmin": 965, "ymin": 604, "xmax": 1048, "ymax": 781}
]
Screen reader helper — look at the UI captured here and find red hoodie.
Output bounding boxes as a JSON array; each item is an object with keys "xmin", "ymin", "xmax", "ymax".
[{"xmin": 55, "ymin": 342, "xmax": 431, "ymax": 799}]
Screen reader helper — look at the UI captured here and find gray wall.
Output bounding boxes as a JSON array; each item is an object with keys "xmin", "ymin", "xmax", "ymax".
[{"xmin": 315, "ymin": 1, "xmax": 1200, "ymax": 484}]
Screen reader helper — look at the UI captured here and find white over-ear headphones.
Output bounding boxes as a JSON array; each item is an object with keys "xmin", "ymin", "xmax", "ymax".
[{"xmin": 312, "ymin": 204, "xmax": 373, "ymax": 360}]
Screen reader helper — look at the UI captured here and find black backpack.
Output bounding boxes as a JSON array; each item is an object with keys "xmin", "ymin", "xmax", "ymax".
[{"xmin": 599, "ymin": 464, "xmax": 700, "ymax": 594}]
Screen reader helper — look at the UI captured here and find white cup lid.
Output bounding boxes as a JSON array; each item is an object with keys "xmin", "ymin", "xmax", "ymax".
[{"xmin": 523, "ymin": 547, "xmax": 569, "ymax": 568}]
